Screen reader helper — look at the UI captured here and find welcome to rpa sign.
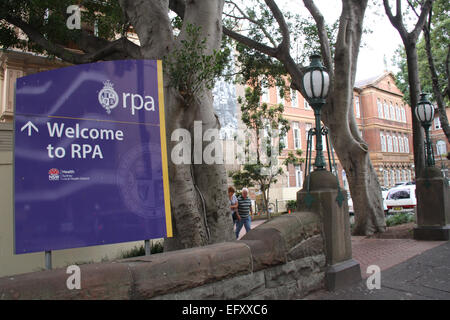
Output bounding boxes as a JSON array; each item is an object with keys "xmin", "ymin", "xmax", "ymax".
[{"xmin": 14, "ymin": 60, "xmax": 172, "ymax": 254}]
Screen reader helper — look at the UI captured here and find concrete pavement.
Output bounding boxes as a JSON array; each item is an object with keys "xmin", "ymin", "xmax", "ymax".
[{"xmin": 309, "ymin": 241, "xmax": 450, "ymax": 300}]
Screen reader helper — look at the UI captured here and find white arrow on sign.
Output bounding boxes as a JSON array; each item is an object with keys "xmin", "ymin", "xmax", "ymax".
[{"xmin": 21, "ymin": 121, "xmax": 39, "ymax": 136}]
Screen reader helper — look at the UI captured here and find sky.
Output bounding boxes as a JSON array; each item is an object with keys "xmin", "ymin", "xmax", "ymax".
[{"xmin": 277, "ymin": 0, "xmax": 404, "ymax": 81}]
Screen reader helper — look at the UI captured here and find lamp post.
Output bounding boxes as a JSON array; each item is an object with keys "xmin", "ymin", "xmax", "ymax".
[
  {"xmin": 301, "ymin": 54, "xmax": 330, "ymax": 170},
  {"xmin": 415, "ymin": 92, "xmax": 435, "ymax": 167}
]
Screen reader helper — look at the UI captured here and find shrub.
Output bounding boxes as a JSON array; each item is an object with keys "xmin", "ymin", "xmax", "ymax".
[
  {"xmin": 286, "ymin": 200, "xmax": 297, "ymax": 212},
  {"xmin": 386, "ymin": 212, "xmax": 415, "ymax": 227}
]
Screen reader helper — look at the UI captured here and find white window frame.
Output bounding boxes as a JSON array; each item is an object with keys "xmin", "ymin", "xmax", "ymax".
[
  {"xmin": 399, "ymin": 135, "xmax": 405, "ymax": 153},
  {"xmin": 393, "ymin": 136, "xmax": 399, "ymax": 153},
  {"xmin": 290, "ymin": 89, "xmax": 298, "ymax": 108},
  {"xmin": 434, "ymin": 117, "xmax": 442, "ymax": 130},
  {"xmin": 261, "ymin": 86, "xmax": 269, "ymax": 103},
  {"xmin": 277, "ymin": 87, "xmax": 284, "ymax": 105},
  {"xmin": 404, "ymin": 136, "xmax": 409, "ymax": 153},
  {"xmin": 293, "ymin": 122, "xmax": 301, "ymax": 149},
  {"xmin": 305, "ymin": 123, "xmax": 313, "ymax": 150},
  {"xmin": 387, "ymin": 135, "xmax": 393, "ymax": 152},
  {"xmin": 295, "ymin": 165, "xmax": 303, "ymax": 188},
  {"xmin": 384, "ymin": 101, "xmax": 390, "ymax": 120},
  {"xmin": 377, "ymin": 99, "xmax": 383, "ymax": 118},
  {"xmin": 380, "ymin": 132, "xmax": 387, "ymax": 152},
  {"xmin": 383, "ymin": 170, "xmax": 389, "ymax": 187},
  {"xmin": 355, "ymin": 96, "xmax": 360, "ymax": 118},
  {"xmin": 390, "ymin": 169, "xmax": 395, "ymax": 186},
  {"xmin": 390, "ymin": 102, "xmax": 395, "ymax": 121},
  {"xmin": 436, "ymin": 140, "xmax": 447, "ymax": 156},
  {"xmin": 401, "ymin": 106, "xmax": 406, "ymax": 122}
]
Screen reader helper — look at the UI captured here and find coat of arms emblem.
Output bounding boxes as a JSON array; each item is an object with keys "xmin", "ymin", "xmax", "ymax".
[{"xmin": 98, "ymin": 80, "xmax": 119, "ymax": 114}]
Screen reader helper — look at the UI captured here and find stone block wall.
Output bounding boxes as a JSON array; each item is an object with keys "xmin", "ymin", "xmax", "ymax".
[{"xmin": 0, "ymin": 211, "xmax": 325, "ymax": 300}]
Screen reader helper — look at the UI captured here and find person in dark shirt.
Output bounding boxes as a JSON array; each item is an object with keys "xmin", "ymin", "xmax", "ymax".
[{"xmin": 236, "ymin": 188, "xmax": 252, "ymax": 239}]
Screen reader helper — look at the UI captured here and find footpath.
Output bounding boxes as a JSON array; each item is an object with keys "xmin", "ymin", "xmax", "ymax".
[
  {"xmin": 244, "ymin": 219, "xmax": 449, "ymax": 300},
  {"xmin": 307, "ymin": 236, "xmax": 449, "ymax": 300}
]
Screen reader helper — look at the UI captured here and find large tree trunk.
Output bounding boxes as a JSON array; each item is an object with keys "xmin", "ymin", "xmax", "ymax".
[
  {"xmin": 122, "ymin": 0, "xmax": 233, "ymax": 251},
  {"xmin": 162, "ymin": 0, "xmax": 234, "ymax": 250}
]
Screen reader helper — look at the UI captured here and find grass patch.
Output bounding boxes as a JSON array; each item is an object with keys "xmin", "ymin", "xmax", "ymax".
[
  {"xmin": 386, "ymin": 212, "xmax": 415, "ymax": 227},
  {"xmin": 119, "ymin": 241, "xmax": 164, "ymax": 259}
]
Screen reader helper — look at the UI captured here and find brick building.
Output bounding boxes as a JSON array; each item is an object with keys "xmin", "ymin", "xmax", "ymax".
[
  {"xmin": 430, "ymin": 108, "xmax": 450, "ymax": 177},
  {"xmin": 257, "ymin": 71, "xmax": 415, "ymax": 202}
]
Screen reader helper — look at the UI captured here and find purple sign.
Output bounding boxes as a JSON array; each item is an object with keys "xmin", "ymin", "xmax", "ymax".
[{"xmin": 14, "ymin": 60, "xmax": 172, "ymax": 254}]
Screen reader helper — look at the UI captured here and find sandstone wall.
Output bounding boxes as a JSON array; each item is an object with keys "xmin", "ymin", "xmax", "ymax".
[{"xmin": 0, "ymin": 211, "xmax": 325, "ymax": 300}]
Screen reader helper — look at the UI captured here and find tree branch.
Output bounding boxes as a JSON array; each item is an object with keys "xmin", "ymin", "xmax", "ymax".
[
  {"xmin": 302, "ymin": 0, "xmax": 333, "ymax": 73},
  {"xmin": 264, "ymin": 0, "xmax": 290, "ymax": 52},
  {"xmin": 1, "ymin": 14, "xmax": 138, "ymax": 64}
]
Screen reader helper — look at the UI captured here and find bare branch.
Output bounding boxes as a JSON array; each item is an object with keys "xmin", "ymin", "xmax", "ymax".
[{"xmin": 223, "ymin": 26, "xmax": 278, "ymax": 57}]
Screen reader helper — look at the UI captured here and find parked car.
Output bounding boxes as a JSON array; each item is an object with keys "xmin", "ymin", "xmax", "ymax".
[
  {"xmin": 381, "ymin": 187, "xmax": 389, "ymax": 213},
  {"xmin": 385, "ymin": 184, "xmax": 416, "ymax": 214}
]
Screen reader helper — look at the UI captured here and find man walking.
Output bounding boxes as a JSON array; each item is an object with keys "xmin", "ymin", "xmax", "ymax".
[{"xmin": 236, "ymin": 188, "xmax": 253, "ymax": 239}]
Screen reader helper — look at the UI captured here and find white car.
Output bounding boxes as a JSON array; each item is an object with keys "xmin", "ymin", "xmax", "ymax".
[
  {"xmin": 348, "ymin": 190, "xmax": 387, "ymax": 214},
  {"xmin": 385, "ymin": 184, "xmax": 416, "ymax": 214}
]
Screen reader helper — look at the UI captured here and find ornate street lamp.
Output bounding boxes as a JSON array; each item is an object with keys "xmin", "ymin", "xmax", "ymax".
[
  {"xmin": 415, "ymin": 92, "xmax": 435, "ymax": 167},
  {"xmin": 301, "ymin": 54, "xmax": 330, "ymax": 170}
]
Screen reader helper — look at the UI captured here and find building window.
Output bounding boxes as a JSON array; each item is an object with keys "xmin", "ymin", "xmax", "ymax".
[
  {"xmin": 384, "ymin": 101, "xmax": 390, "ymax": 120},
  {"xmin": 390, "ymin": 103, "xmax": 395, "ymax": 121},
  {"xmin": 377, "ymin": 99, "xmax": 383, "ymax": 118},
  {"xmin": 295, "ymin": 166, "xmax": 303, "ymax": 188},
  {"xmin": 399, "ymin": 135, "xmax": 405, "ymax": 153},
  {"xmin": 407, "ymin": 169, "xmax": 412, "ymax": 182},
  {"xmin": 290, "ymin": 89, "xmax": 298, "ymax": 107},
  {"xmin": 383, "ymin": 170, "xmax": 389, "ymax": 187},
  {"xmin": 277, "ymin": 87, "xmax": 284, "ymax": 105},
  {"xmin": 402, "ymin": 169, "xmax": 407, "ymax": 182},
  {"xmin": 390, "ymin": 169, "xmax": 395, "ymax": 185},
  {"xmin": 404, "ymin": 136, "xmax": 409, "ymax": 153},
  {"xmin": 304, "ymin": 99, "xmax": 311, "ymax": 110},
  {"xmin": 380, "ymin": 132, "xmax": 387, "ymax": 152},
  {"xmin": 395, "ymin": 104, "xmax": 401, "ymax": 121},
  {"xmin": 355, "ymin": 96, "xmax": 360, "ymax": 118},
  {"xmin": 401, "ymin": 106, "xmax": 406, "ymax": 122},
  {"xmin": 393, "ymin": 136, "xmax": 399, "ymax": 153},
  {"xmin": 261, "ymin": 86, "xmax": 269, "ymax": 102},
  {"xmin": 387, "ymin": 135, "xmax": 393, "ymax": 152},
  {"xmin": 396, "ymin": 170, "xmax": 401, "ymax": 182},
  {"xmin": 279, "ymin": 123, "xmax": 288, "ymax": 150},
  {"xmin": 305, "ymin": 123, "xmax": 313, "ymax": 150},
  {"xmin": 436, "ymin": 140, "xmax": 447, "ymax": 156},
  {"xmin": 434, "ymin": 116, "xmax": 442, "ymax": 130},
  {"xmin": 293, "ymin": 122, "xmax": 301, "ymax": 149}
]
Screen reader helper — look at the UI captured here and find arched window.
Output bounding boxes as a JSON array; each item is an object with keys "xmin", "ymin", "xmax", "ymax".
[
  {"xmin": 396, "ymin": 170, "xmax": 401, "ymax": 182},
  {"xmin": 407, "ymin": 169, "xmax": 412, "ymax": 182},
  {"xmin": 380, "ymin": 132, "xmax": 387, "ymax": 152},
  {"xmin": 401, "ymin": 106, "xmax": 406, "ymax": 122},
  {"xmin": 384, "ymin": 101, "xmax": 390, "ymax": 120},
  {"xmin": 383, "ymin": 170, "xmax": 389, "ymax": 187},
  {"xmin": 399, "ymin": 135, "xmax": 405, "ymax": 153},
  {"xmin": 387, "ymin": 135, "xmax": 393, "ymax": 152},
  {"xmin": 393, "ymin": 136, "xmax": 399, "ymax": 152},
  {"xmin": 436, "ymin": 140, "xmax": 447, "ymax": 156},
  {"xmin": 377, "ymin": 99, "xmax": 383, "ymax": 118},
  {"xmin": 402, "ymin": 169, "xmax": 407, "ymax": 182},
  {"xmin": 390, "ymin": 169, "xmax": 395, "ymax": 185},
  {"xmin": 404, "ymin": 136, "xmax": 409, "ymax": 153},
  {"xmin": 395, "ymin": 104, "xmax": 401, "ymax": 121},
  {"xmin": 290, "ymin": 89, "xmax": 298, "ymax": 107},
  {"xmin": 390, "ymin": 102, "xmax": 395, "ymax": 120}
]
